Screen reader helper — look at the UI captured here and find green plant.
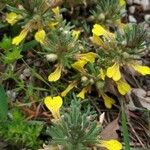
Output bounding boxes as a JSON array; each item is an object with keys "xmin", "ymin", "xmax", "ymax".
[
  {"xmin": 47, "ymin": 97, "xmax": 101, "ymax": 150},
  {"xmin": 0, "ymin": 109, "xmax": 44, "ymax": 149}
]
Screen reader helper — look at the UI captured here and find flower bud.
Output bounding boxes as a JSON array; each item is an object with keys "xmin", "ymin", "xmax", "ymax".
[
  {"xmin": 89, "ymin": 78, "xmax": 94, "ymax": 84},
  {"xmin": 98, "ymin": 13, "xmax": 105, "ymax": 20},
  {"xmin": 81, "ymin": 76, "xmax": 88, "ymax": 82},
  {"xmin": 46, "ymin": 53, "xmax": 58, "ymax": 62}
]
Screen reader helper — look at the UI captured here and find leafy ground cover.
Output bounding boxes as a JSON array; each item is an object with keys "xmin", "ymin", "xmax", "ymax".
[{"xmin": 0, "ymin": 0, "xmax": 150, "ymax": 150}]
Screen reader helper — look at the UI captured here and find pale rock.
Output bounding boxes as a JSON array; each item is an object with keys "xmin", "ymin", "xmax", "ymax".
[
  {"xmin": 144, "ymin": 14, "xmax": 150, "ymax": 22},
  {"xmin": 140, "ymin": 0, "xmax": 150, "ymax": 10},
  {"xmin": 132, "ymin": 88, "xmax": 146, "ymax": 98},
  {"xmin": 19, "ymin": 74, "xmax": 26, "ymax": 80},
  {"xmin": 129, "ymin": 15, "xmax": 137, "ymax": 23},
  {"xmin": 129, "ymin": 6, "xmax": 135, "ymax": 14},
  {"xmin": 6, "ymin": 90, "xmax": 17, "ymax": 101},
  {"xmin": 23, "ymin": 68, "xmax": 31, "ymax": 77},
  {"xmin": 133, "ymin": 0, "xmax": 140, "ymax": 4},
  {"xmin": 127, "ymin": 0, "xmax": 133, "ymax": 5},
  {"xmin": 147, "ymin": 91, "xmax": 150, "ymax": 97}
]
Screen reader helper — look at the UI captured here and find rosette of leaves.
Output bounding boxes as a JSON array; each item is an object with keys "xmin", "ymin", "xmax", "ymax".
[
  {"xmin": 46, "ymin": 98, "xmax": 101, "ymax": 150},
  {"xmin": 91, "ymin": 0, "xmax": 125, "ymax": 27}
]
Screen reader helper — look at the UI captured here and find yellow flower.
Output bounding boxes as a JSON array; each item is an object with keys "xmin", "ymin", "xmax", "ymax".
[
  {"xmin": 131, "ymin": 64, "xmax": 150, "ymax": 75},
  {"xmin": 79, "ymin": 52, "xmax": 97, "ymax": 63},
  {"xmin": 77, "ymin": 87, "xmax": 89, "ymax": 99},
  {"xmin": 61, "ymin": 81, "xmax": 77, "ymax": 97},
  {"xmin": 48, "ymin": 21, "xmax": 59, "ymax": 29},
  {"xmin": 106, "ymin": 63, "xmax": 121, "ymax": 81},
  {"xmin": 120, "ymin": 0, "xmax": 125, "ymax": 7},
  {"xmin": 72, "ymin": 30, "xmax": 80, "ymax": 40},
  {"xmin": 6, "ymin": 12, "xmax": 22, "ymax": 26},
  {"xmin": 91, "ymin": 34, "xmax": 108, "ymax": 49},
  {"xmin": 12, "ymin": 29, "xmax": 28, "ymax": 45},
  {"xmin": 44, "ymin": 96, "xmax": 63, "ymax": 120},
  {"xmin": 48, "ymin": 64, "xmax": 62, "ymax": 82},
  {"xmin": 98, "ymin": 140, "xmax": 122, "ymax": 150},
  {"xmin": 52, "ymin": 6, "xmax": 60, "ymax": 16},
  {"xmin": 35, "ymin": 29, "xmax": 46, "ymax": 44},
  {"xmin": 102, "ymin": 93, "xmax": 115, "ymax": 109},
  {"xmin": 72, "ymin": 52, "xmax": 97, "ymax": 72},
  {"xmin": 92, "ymin": 24, "xmax": 114, "ymax": 38},
  {"xmin": 72, "ymin": 60, "xmax": 87, "ymax": 72},
  {"xmin": 116, "ymin": 80, "xmax": 131, "ymax": 95}
]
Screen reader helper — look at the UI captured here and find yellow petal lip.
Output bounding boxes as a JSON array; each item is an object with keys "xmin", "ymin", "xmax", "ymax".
[
  {"xmin": 98, "ymin": 140, "xmax": 122, "ymax": 150},
  {"xmin": 35, "ymin": 29, "xmax": 46, "ymax": 44},
  {"xmin": 102, "ymin": 93, "xmax": 115, "ymax": 109},
  {"xmin": 72, "ymin": 52, "xmax": 97, "ymax": 72},
  {"xmin": 48, "ymin": 21, "xmax": 59, "ymax": 29},
  {"xmin": 116, "ymin": 80, "xmax": 131, "ymax": 95},
  {"xmin": 106, "ymin": 63, "xmax": 121, "ymax": 81},
  {"xmin": 52, "ymin": 6, "xmax": 60, "ymax": 16},
  {"xmin": 92, "ymin": 24, "xmax": 108, "ymax": 36},
  {"xmin": 61, "ymin": 81, "xmax": 77, "ymax": 97},
  {"xmin": 80, "ymin": 52, "xmax": 97, "ymax": 63},
  {"xmin": 48, "ymin": 64, "xmax": 62, "ymax": 82},
  {"xmin": 44, "ymin": 96, "xmax": 63, "ymax": 120},
  {"xmin": 77, "ymin": 87, "xmax": 89, "ymax": 99},
  {"xmin": 72, "ymin": 30, "xmax": 80, "ymax": 40},
  {"xmin": 71, "ymin": 60, "xmax": 87, "ymax": 72},
  {"xmin": 91, "ymin": 34, "xmax": 107, "ymax": 49},
  {"xmin": 92, "ymin": 24, "xmax": 114, "ymax": 38},
  {"xmin": 6, "ymin": 12, "xmax": 22, "ymax": 26},
  {"xmin": 12, "ymin": 29, "xmax": 28, "ymax": 45},
  {"xmin": 131, "ymin": 64, "xmax": 150, "ymax": 75}
]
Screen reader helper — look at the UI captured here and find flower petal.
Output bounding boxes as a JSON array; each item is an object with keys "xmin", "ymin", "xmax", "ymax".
[
  {"xmin": 116, "ymin": 80, "xmax": 131, "ymax": 95},
  {"xmin": 48, "ymin": 21, "xmax": 59, "ymax": 29},
  {"xmin": 52, "ymin": 6, "xmax": 60, "ymax": 16},
  {"xmin": 80, "ymin": 52, "xmax": 97, "ymax": 63},
  {"xmin": 92, "ymin": 24, "xmax": 114, "ymax": 38},
  {"xmin": 92, "ymin": 34, "xmax": 107, "ymax": 49},
  {"xmin": 99, "ymin": 140, "xmax": 122, "ymax": 150},
  {"xmin": 61, "ymin": 81, "xmax": 77, "ymax": 97},
  {"xmin": 6, "ymin": 12, "xmax": 22, "ymax": 26},
  {"xmin": 44, "ymin": 96, "xmax": 63, "ymax": 119},
  {"xmin": 72, "ymin": 30, "xmax": 80, "ymax": 40},
  {"xmin": 72, "ymin": 60, "xmax": 87, "ymax": 72},
  {"xmin": 48, "ymin": 64, "xmax": 62, "ymax": 82},
  {"xmin": 12, "ymin": 29, "xmax": 28, "ymax": 45},
  {"xmin": 132, "ymin": 64, "xmax": 150, "ymax": 75},
  {"xmin": 35, "ymin": 29, "xmax": 46, "ymax": 44},
  {"xmin": 107, "ymin": 63, "xmax": 121, "ymax": 81},
  {"xmin": 102, "ymin": 94, "xmax": 115, "ymax": 109},
  {"xmin": 77, "ymin": 87, "xmax": 89, "ymax": 99}
]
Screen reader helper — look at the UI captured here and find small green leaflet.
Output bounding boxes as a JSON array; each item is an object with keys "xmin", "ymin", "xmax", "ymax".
[{"xmin": 0, "ymin": 85, "xmax": 8, "ymax": 120}]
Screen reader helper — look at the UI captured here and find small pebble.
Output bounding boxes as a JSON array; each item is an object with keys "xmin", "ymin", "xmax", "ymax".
[
  {"xmin": 129, "ymin": 15, "xmax": 137, "ymax": 23},
  {"xmin": 127, "ymin": 0, "xmax": 133, "ymax": 5},
  {"xmin": 140, "ymin": 0, "xmax": 150, "ymax": 10},
  {"xmin": 147, "ymin": 91, "xmax": 150, "ymax": 97},
  {"xmin": 129, "ymin": 6, "xmax": 135, "ymax": 14},
  {"xmin": 6, "ymin": 90, "xmax": 17, "ymax": 101},
  {"xmin": 133, "ymin": 0, "xmax": 140, "ymax": 4},
  {"xmin": 144, "ymin": 14, "xmax": 150, "ymax": 22},
  {"xmin": 23, "ymin": 68, "xmax": 31, "ymax": 77},
  {"xmin": 19, "ymin": 74, "xmax": 26, "ymax": 80}
]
